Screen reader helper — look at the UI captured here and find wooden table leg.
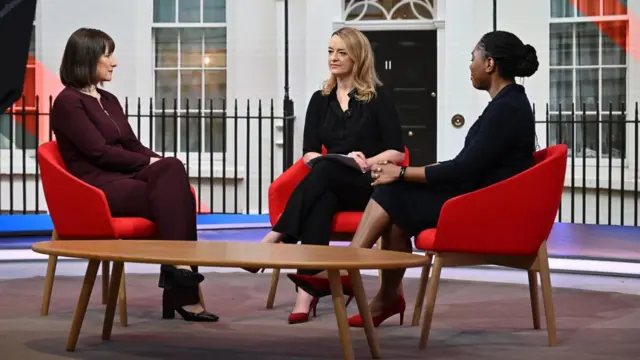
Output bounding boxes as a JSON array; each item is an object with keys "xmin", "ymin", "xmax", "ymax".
[
  {"xmin": 348, "ymin": 269, "xmax": 381, "ymax": 359},
  {"xmin": 327, "ymin": 269, "xmax": 355, "ymax": 360},
  {"xmin": 66, "ymin": 259, "xmax": 100, "ymax": 352},
  {"xmin": 102, "ymin": 262, "xmax": 124, "ymax": 341}
]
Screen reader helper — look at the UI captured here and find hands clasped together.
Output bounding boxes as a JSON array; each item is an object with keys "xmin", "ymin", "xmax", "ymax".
[{"xmin": 347, "ymin": 152, "xmax": 401, "ymax": 186}]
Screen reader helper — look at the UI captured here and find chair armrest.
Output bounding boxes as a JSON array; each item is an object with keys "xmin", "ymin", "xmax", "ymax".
[{"xmin": 268, "ymin": 158, "xmax": 311, "ymax": 225}]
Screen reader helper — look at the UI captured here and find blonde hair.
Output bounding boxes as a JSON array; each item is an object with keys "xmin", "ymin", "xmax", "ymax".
[{"xmin": 321, "ymin": 27, "xmax": 382, "ymax": 102}]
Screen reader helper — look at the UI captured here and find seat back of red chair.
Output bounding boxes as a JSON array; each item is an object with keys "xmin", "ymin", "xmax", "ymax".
[
  {"xmin": 433, "ymin": 144, "xmax": 568, "ymax": 255},
  {"xmin": 38, "ymin": 141, "xmax": 115, "ymax": 239}
]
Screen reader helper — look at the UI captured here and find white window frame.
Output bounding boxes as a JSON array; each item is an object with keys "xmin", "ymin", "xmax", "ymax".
[
  {"xmin": 549, "ymin": 0, "xmax": 630, "ymax": 169},
  {"xmin": 151, "ymin": 0, "xmax": 227, "ymax": 165}
]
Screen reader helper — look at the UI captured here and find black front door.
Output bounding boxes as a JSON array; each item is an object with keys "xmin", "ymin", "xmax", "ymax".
[{"xmin": 365, "ymin": 30, "xmax": 438, "ymax": 166}]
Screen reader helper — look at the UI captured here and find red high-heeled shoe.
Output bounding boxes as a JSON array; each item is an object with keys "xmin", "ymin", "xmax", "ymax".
[
  {"xmin": 347, "ymin": 296, "xmax": 406, "ymax": 328},
  {"xmin": 288, "ymin": 297, "xmax": 319, "ymax": 324},
  {"xmin": 287, "ymin": 273, "xmax": 354, "ymax": 305}
]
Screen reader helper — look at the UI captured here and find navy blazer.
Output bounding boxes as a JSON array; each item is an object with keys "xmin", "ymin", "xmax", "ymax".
[
  {"xmin": 50, "ymin": 86, "xmax": 159, "ymax": 187},
  {"xmin": 424, "ymin": 83, "xmax": 536, "ymax": 192}
]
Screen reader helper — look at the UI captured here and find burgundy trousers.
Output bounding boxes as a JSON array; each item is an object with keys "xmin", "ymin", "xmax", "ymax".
[{"xmin": 99, "ymin": 157, "xmax": 200, "ymax": 306}]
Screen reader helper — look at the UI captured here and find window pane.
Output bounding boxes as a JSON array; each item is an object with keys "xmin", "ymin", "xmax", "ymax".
[
  {"xmin": 576, "ymin": 69, "xmax": 599, "ymax": 112},
  {"xmin": 575, "ymin": 114, "xmax": 598, "ymax": 158},
  {"xmin": 178, "ymin": 0, "xmax": 200, "ymax": 22},
  {"xmin": 550, "ymin": 0, "xmax": 575, "ymax": 17},
  {"xmin": 180, "ymin": 116, "xmax": 201, "ymax": 152},
  {"xmin": 604, "ymin": 0, "xmax": 627, "ymax": 15},
  {"xmin": 180, "ymin": 70, "xmax": 202, "ymax": 109},
  {"xmin": 204, "ymin": 70, "xmax": 226, "ymax": 108},
  {"xmin": 204, "ymin": 28, "xmax": 226, "ymax": 67},
  {"xmin": 601, "ymin": 21, "xmax": 627, "ymax": 65},
  {"xmin": 602, "ymin": 68, "xmax": 626, "ymax": 112},
  {"xmin": 576, "ymin": 0, "xmax": 600, "ymax": 16},
  {"xmin": 204, "ymin": 117, "xmax": 224, "ymax": 153},
  {"xmin": 576, "ymin": 22, "xmax": 599, "ymax": 66},
  {"xmin": 180, "ymin": 28, "xmax": 202, "ymax": 67},
  {"xmin": 550, "ymin": 69, "xmax": 573, "ymax": 112},
  {"xmin": 155, "ymin": 70, "xmax": 178, "ymax": 109},
  {"xmin": 155, "ymin": 29, "xmax": 178, "ymax": 67},
  {"xmin": 550, "ymin": 23, "xmax": 573, "ymax": 66},
  {"xmin": 601, "ymin": 113, "xmax": 625, "ymax": 159},
  {"xmin": 154, "ymin": 112, "xmax": 177, "ymax": 153},
  {"xmin": 203, "ymin": 0, "xmax": 226, "ymax": 22},
  {"xmin": 154, "ymin": 0, "xmax": 176, "ymax": 22}
]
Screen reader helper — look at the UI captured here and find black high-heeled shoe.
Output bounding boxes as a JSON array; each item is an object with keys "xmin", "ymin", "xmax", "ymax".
[
  {"xmin": 162, "ymin": 306, "xmax": 220, "ymax": 322},
  {"xmin": 162, "ymin": 288, "xmax": 219, "ymax": 322},
  {"xmin": 158, "ymin": 264, "xmax": 205, "ymax": 289}
]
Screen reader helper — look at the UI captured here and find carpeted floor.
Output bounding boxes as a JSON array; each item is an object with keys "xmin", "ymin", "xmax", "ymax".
[{"xmin": 1, "ymin": 271, "xmax": 639, "ymax": 359}]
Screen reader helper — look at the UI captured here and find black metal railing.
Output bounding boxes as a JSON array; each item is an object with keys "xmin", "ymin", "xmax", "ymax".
[
  {"xmin": 538, "ymin": 101, "xmax": 638, "ymax": 226},
  {"xmin": 1, "ymin": 97, "xmax": 640, "ymax": 226},
  {"xmin": 0, "ymin": 95, "xmax": 294, "ymax": 215}
]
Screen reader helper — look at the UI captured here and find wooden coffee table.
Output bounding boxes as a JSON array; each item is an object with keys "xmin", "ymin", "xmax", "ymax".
[{"xmin": 32, "ymin": 240, "xmax": 429, "ymax": 360}]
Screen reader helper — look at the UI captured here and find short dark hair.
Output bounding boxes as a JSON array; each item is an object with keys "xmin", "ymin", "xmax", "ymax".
[
  {"xmin": 59, "ymin": 28, "xmax": 115, "ymax": 89},
  {"xmin": 476, "ymin": 30, "xmax": 539, "ymax": 79}
]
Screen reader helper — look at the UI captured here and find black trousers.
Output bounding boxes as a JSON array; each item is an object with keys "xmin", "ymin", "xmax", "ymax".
[
  {"xmin": 273, "ymin": 160, "xmax": 373, "ymax": 275},
  {"xmin": 100, "ymin": 157, "xmax": 200, "ymax": 307}
]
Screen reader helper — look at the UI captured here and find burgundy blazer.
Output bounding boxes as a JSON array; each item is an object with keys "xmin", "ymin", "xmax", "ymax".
[{"xmin": 50, "ymin": 86, "xmax": 160, "ymax": 187}]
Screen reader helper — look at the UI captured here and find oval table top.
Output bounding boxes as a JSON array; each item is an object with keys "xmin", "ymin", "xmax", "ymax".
[{"xmin": 32, "ymin": 240, "xmax": 429, "ymax": 270}]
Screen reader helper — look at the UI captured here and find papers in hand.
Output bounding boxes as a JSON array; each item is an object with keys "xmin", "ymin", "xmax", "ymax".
[{"xmin": 306, "ymin": 154, "xmax": 364, "ymax": 172}]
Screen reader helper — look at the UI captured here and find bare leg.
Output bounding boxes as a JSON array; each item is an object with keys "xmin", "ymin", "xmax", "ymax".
[
  {"xmin": 369, "ymin": 224, "xmax": 412, "ymax": 313},
  {"xmin": 291, "ymin": 288, "xmax": 316, "ymax": 314},
  {"xmin": 349, "ymin": 199, "xmax": 392, "ymax": 249},
  {"xmin": 261, "ymin": 231, "xmax": 285, "ymax": 244}
]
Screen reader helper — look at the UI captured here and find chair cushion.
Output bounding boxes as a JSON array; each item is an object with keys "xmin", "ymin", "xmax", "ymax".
[
  {"xmin": 414, "ymin": 228, "xmax": 437, "ymax": 251},
  {"xmin": 331, "ymin": 212, "xmax": 363, "ymax": 233},
  {"xmin": 112, "ymin": 217, "xmax": 156, "ymax": 239}
]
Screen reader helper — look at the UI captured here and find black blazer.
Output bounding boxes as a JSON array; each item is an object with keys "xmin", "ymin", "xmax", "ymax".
[
  {"xmin": 424, "ymin": 83, "xmax": 536, "ymax": 192},
  {"xmin": 302, "ymin": 86, "xmax": 405, "ymax": 158},
  {"xmin": 50, "ymin": 86, "xmax": 159, "ymax": 187}
]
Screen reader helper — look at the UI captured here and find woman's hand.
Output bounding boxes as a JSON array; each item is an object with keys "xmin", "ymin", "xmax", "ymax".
[
  {"xmin": 348, "ymin": 151, "xmax": 369, "ymax": 171},
  {"xmin": 370, "ymin": 160, "xmax": 401, "ymax": 186}
]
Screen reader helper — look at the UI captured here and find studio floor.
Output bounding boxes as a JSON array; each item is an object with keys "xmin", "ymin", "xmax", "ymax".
[{"xmin": 1, "ymin": 221, "xmax": 640, "ymax": 358}]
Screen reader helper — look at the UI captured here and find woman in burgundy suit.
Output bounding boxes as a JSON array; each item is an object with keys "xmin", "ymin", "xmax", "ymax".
[{"xmin": 50, "ymin": 28, "xmax": 217, "ymax": 322}]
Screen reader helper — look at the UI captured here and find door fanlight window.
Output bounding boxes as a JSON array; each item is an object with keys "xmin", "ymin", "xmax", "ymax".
[{"xmin": 343, "ymin": 0, "xmax": 436, "ymax": 21}]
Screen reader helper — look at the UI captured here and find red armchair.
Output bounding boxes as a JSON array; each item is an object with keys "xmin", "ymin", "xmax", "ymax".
[
  {"xmin": 411, "ymin": 144, "xmax": 567, "ymax": 350},
  {"xmin": 37, "ymin": 141, "xmax": 203, "ymax": 326},
  {"xmin": 264, "ymin": 147, "xmax": 410, "ymax": 308}
]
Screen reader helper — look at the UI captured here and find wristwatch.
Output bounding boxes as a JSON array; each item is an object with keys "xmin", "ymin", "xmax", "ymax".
[{"xmin": 398, "ymin": 166, "xmax": 407, "ymax": 180}]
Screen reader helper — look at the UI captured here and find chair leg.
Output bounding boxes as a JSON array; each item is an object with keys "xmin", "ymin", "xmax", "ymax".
[
  {"xmin": 412, "ymin": 254, "xmax": 433, "ymax": 326},
  {"xmin": 198, "ymin": 284, "xmax": 206, "ymax": 309},
  {"xmin": 40, "ymin": 254, "xmax": 58, "ymax": 316},
  {"xmin": 419, "ymin": 254, "xmax": 443, "ymax": 350},
  {"xmin": 527, "ymin": 270, "xmax": 541, "ymax": 329},
  {"xmin": 538, "ymin": 243, "xmax": 557, "ymax": 346},
  {"xmin": 266, "ymin": 269, "xmax": 280, "ymax": 309},
  {"xmin": 101, "ymin": 261, "xmax": 110, "ymax": 305},
  {"xmin": 118, "ymin": 269, "xmax": 128, "ymax": 327}
]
